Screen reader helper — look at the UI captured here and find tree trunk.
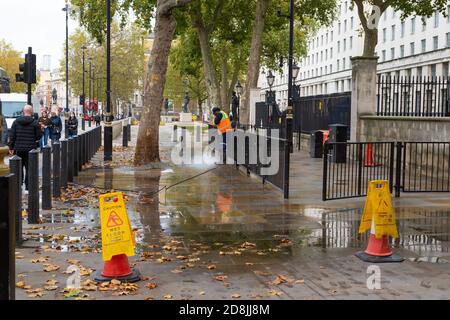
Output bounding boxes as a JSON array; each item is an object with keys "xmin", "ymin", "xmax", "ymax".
[
  {"xmin": 220, "ymin": 52, "xmax": 229, "ymax": 112},
  {"xmin": 363, "ymin": 28, "xmax": 378, "ymax": 57},
  {"xmin": 134, "ymin": 7, "xmax": 177, "ymax": 165},
  {"xmin": 240, "ymin": 0, "xmax": 270, "ymax": 125},
  {"xmin": 195, "ymin": 25, "xmax": 221, "ymax": 110}
]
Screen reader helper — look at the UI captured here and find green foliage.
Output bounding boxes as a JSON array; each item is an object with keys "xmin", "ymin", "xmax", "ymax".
[{"xmin": 60, "ymin": 22, "xmax": 145, "ymax": 104}]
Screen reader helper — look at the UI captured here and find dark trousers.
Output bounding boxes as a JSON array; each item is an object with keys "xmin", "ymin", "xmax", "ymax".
[{"xmin": 16, "ymin": 151, "xmax": 29, "ymax": 190}]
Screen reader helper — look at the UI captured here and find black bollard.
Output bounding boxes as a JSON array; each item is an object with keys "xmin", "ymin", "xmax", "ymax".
[
  {"xmin": 73, "ymin": 136, "xmax": 79, "ymax": 177},
  {"xmin": 0, "ymin": 174, "xmax": 15, "ymax": 300},
  {"xmin": 82, "ymin": 118, "xmax": 85, "ymax": 131},
  {"xmin": 80, "ymin": 133, "xmax": 85, "ymax": 167},
  {"xmin": 67, "ymin": 137, "xmax": 74, "ymax": 183},
  {"xmin": 60, "ymin": 140, "xmax": 68, "ymax": 188},
  {"xmin": 52, "ymin": 142, "xmax": 61, "ymax": 198},
  {"xmin": 127, "ymin": 123, "xmax": 131, "ymax": 142},
  {"xmin": 28, "ymin": 149, "xmax": 39, "ymax": 224},
  {"xmin": 9, "ymin": 156, "xmax": 22, "ymax": 245},
  {"xmin": 42, "ymin": 146, "xmax": 52, "ymax": 210},
  {"xmin": 64, "ymin": 119, "xmax": 69, "ymax": 139},
  {"xmin": 88, "ymin": 118, "xmax": 91, "ymax": 128},
  {"xmin": 172, "ymin": 125, "xmax": 178, "ymax": 142},
  {"xmin": 123, "ymin": 125, "xmax": 128, "ymax": 147}
]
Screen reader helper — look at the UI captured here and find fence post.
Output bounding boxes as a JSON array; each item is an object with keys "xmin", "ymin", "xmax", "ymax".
[
  {"xmin": 28, "ymin": 149, "xmax": 39, "ymax": 224},
  {"xmin": 357, "ymin": 144, "xmax": 363, "ymax": 196},
  {"xmin": 82, "ymin": 118, "xmax": 85, "ymax": 131},
  {"xmin": 322, "ymin": 143, "xmax": 329, "ymax": 201},
  {"xmin": 60, "ymin": 140, "xmax": 68, "ymax": 189},
  {"xmin": 9, "ymin": 156, "xmax": 22, "ymax": 245},
  {"xmin": 283, "ymin": 139, "xmax": 290, "ymax": 199},
  {"xmin": 0, "ymin": 174, "xmax": 15, "ymax": 300},
  {"xmin": 123, "ymin": 125, "xmax": 128, "ymax": 147},
  {"xmin": 73, "ymin": 136, "xmax": 79, "ymax": 177},
  {"xmin": 52, "ymin": 142, "xmax": 61, "ymax": 198},
  {"xmin": 395, "ymin": 142, "xmax": 403, "ymax": 198},
  {"xmin": 42, "ymin": 146, "xmax": 52, "ymax": 210},
  {"xmin": 67, "ymin": 137, "xmax": 74, "ymax": 183},
  {"xmin": 127, "ymin": 123, "xmax": 131, "ymax": 142}
]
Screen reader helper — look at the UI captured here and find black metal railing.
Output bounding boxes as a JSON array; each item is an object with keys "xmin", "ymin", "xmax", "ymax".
[
  {"xmin": 402, "ymin": 142, "xmax": 450, "ymax": 192},
  {"xmin": 234, "ymin": 128, "xmax": 290, "ymax": 199},
  {"xmin": 377, "ymin": 76, "xmax": 450, "ymax": 117},
  {"xmin": 322, "ymin": 142, "xmax": 395, "ymax": 201},
  {"xmin": 293, "ymin": 92, "xmax": 351, "ymax": 134}
]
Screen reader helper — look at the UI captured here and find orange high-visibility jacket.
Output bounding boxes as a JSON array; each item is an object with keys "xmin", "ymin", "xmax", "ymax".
[{"xmin": 217, "ymin": 111, "xmax": 232, "ymax": 134}]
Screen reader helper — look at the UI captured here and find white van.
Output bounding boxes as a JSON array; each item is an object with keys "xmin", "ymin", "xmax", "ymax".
[{"xmin": 0, "ymin": 93, "xmax": 29, "ymax": 129}]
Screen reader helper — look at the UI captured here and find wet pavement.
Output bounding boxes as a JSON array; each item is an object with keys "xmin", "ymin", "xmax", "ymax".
[{"xmin": 14, "ymin": 124, "xmax": 450, "ymax": 300}]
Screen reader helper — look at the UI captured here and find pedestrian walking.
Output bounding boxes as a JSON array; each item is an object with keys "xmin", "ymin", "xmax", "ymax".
[
  {"xmin": 38, "ymin": 110, "xmax": 51, "ymax": 149},
  {"xmin": 8, "ymin": 105, "xmax": 42, "ymax": 191},
  {"xmin": 94, "ymin": 112, "xmax": 101, "ymax": 126},
  {"xmin": 67, "ymin": 112, "xmax": 78, "ymax": 137},
  {"xmin": 49, "ymin": 111, "xmax": 62, "ymax": 143}
]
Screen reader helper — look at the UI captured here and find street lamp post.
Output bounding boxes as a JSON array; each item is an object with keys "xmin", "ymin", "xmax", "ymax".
[
  {"xmin": 235, "ymin": 80, "xmax": 243, "ymax": 126},
  {"xmin": 62, "ymin": 1, "xmax": 70, "ymax": 113},
  {"xmin": 266, "ymin": 71, "xmax": 276, "ymax": 127},
  {"xmin": 104, "ymin": 0, "xmax": 113, "ymax": 161},
  {"xmin": 81, "ymin": 45, "xmax": 87, "ymax": 130},
  {"xmin": 88, "ymin": 57, "xmax": 92, "ymax": 127}
]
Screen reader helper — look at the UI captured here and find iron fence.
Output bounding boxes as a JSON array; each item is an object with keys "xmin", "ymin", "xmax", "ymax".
[
  {"xmin": 293, "ymin": 92, "xmax": 351, "ymax": 134},
  {"xmin": 377, "ymin": 76, "xmax": 450, "ymax": 117},
  {"xmin": 402, "ymin": 142, "xmax": 450, "ymax": 192},
  {"xmin": 234, "ymin": 128, "xmax": 290, "ymax": 198},
  {"xmin": 322, "ymin": 142, "xmax": 395, "ymax": 201}
]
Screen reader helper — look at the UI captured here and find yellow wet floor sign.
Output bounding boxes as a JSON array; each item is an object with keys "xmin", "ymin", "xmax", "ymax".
[
  {"xmin": 359, "ymin": 180, "xmax": 399, "ymax": 239},
  {"xmin": 99, "ymin": 192, "xmax": 135, "ymax": 261}
]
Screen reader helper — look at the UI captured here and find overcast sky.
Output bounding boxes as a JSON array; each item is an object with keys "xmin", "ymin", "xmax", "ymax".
[{"xmin": 0, "ymin": 0, "xmax": 77, "ymax": 70}]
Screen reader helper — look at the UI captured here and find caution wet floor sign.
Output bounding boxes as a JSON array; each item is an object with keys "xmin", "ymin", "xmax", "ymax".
[
  {"xmin": 99, "ymin": 192, "xmax": 135, "ymax": 261},
  {"xmin": 359, "ymin": 180, "xmax": 399, "ymax": 239}
]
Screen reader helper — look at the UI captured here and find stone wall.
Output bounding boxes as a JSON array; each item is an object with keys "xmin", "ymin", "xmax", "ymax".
[{"xmin": 359, "ymin": 116, "xmax": 450, "ymax": 142}]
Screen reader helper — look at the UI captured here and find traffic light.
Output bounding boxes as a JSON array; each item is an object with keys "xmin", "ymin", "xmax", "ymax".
[
  {"xmin": 15, "ymin": 47, "xmax": 36, "ymax": 84},
  {"xmin": 15, "ymin": 62, "xmax": 26, "ymax": 83},
  {"xmin": 80, "ymin": 95, "xmax": 85, "ymax": 106}
]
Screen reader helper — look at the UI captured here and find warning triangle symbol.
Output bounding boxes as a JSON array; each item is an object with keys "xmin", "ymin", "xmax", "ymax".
[{"xmin": 106, "ymin": 211, "xmax": 124, "ymax": 227}]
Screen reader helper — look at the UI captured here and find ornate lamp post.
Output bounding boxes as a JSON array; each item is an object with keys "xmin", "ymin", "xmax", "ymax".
[
  {"xmin": 104, "ymin": 0, "xmax": 113, "ymax": 161},
  {"xmin": 235, "ymin": 80, "xmax": 243, "ymax": 125}
]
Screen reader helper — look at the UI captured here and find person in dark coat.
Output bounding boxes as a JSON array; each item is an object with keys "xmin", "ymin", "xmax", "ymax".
[
  {"xmin": 67, "ymin": 112, "xmax": 78, "ymax": 137},
  {"xmin": 94, "ymin": 112, "xmax": 101, "ymax": 126},
  {"xmin": 8, "ymin": 105, "xmax": 42, "ymax": 190},
  {"xmin": 38, "ymin": 110, "xmax": 52, "ymax": 149},
  {"xmin": 49, "ymin": 111, "xmax": 62, "ymax": 142}
]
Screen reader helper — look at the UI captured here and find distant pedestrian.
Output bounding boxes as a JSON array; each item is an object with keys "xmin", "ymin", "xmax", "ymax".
[
  {"xmin": 38, "ymin": 110, "xmax": 51, "ymax": 149},
  {"xmin": 94, "ymin": 113, "xmax": 101, "ymax": 126},
  {"xmin": 67, "ymin": 112, "xmax": 78, "ymax": 137},
  {"xmin": 8, "ymin": 105, "xmax": 42, "ymax": 191},
  {"xmin": 0, "ymin": 99, "xmax": 8, "ymax": 145},
  {"xmin": 49, "ymin": 111, "xmax": 62, "ymax": 143}
]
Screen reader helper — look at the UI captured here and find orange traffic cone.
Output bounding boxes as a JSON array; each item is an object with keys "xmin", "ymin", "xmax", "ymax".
[
  {"xmin": 356, "ymin": 220, "xmax": 404, "ymax": 263},
  {"xmin": 364, "ymin": 144, "xmax": 381, "ymax": 167},
  {"xmin": 94, "ymin": 254, "xmax": 141, "ymax": 282}
]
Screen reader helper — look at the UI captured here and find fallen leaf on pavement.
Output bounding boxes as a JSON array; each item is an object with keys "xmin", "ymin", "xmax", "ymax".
[
  {"xmin": 207, "ymin": 265, "xmax": 216, "ymax": 270},
  {"xmin": 171, "ymin": 269, "xmax": 183, "ymax": 274},
  {"xmin": 146, "ymin": 283, "xmax": 158, "ymax": 290},
  {"xmin": 245, "ymin": 262, "xmax": 254, "ymax": 266},
  {"xmin": 240, "ymin": 242, "xmax": 256, "ymax": 248},
  {"xmin": 214, "ymin": 275, "xmax": 228, "ymax": 282},
  {"xmin": 31, "ymin": 257, "xmax": 49, "ymax": 264},
  {"xmin": 231, "ymin": 293, "xmax": 241, "ymax": 299},
  {"xmin": 295, "ymin": 279, "xmax": 305, "ymax": 284},
  {"xmin": 199, "ymin": 291, "xmax": 205, "ymax": 295},
  {"xmin": 254, "ymin": 270, "xmax": 272, "ymax": 277},
  {"xmin": 43, "ymin": 264, "xmax": 60, "ymax": 272},
  {"xmin": 268, "ymin": 289, "xmax": 283, "ymax": 297},
  {"xmin": 164, "ymin": 294, "xmax": 173, "ymax": 300}
]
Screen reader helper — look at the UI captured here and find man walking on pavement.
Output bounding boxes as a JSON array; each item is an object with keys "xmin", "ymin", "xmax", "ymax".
[{"xmin": 8, "ymin": 105, "xmax": 42, "ymax": 191}]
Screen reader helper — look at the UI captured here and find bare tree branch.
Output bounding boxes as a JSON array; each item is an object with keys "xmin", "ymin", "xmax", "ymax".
[{"xmin": 159, "ymin": 0, "xmax": 194, "ymax": 16}]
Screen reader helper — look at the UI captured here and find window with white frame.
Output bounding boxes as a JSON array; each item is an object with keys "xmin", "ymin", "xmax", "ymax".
[{"xmin": 433, "ymin": 36, "xmax": 438, "ymax": 50}]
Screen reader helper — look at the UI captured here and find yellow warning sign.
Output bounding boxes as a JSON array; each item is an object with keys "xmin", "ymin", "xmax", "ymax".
[
  {"xmin": 99, "ymin": 192, "xmax": 135, "ymax": 261},
  {"xmin": 359, "ymin": 180, "xmax": 399, "ymax": 239}
]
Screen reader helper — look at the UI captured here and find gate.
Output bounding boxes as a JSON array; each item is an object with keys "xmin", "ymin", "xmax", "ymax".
[
  {"xmin": 322, "ymin": 142, "xmax": 396, "ymax": 201},
  {"xmin": 323, "ymin": 141, "xmax": 450, "ymax": 200}
]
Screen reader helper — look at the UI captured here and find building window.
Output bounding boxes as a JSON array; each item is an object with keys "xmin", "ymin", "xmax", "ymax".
[
  {"xmin": 410, "ymin": 42, "xmax": 415, "ymax": 55},
  {"xmin": 330, "ymin": 48, "xmax": 333, "ymax": 58},
  {"xmin": 338, "ymin": 22, "xmax": 341, "ymax": 34},
  {"xmin": 321, "ymin": 35, "xmax": 324, "ymax": 46},
  {"xmin": 431, "ymin": 64, "xmax": 437, "ymax": 77},
  {"xmin": 391, "ymin": 47, "xmax": 395, "ymax": 60},
  {"xmin": 321, "ymin": 51, "xmax": 323, "ymax": 61},
  {"xmin": 343, "ymin": 58, "xmax": 346, "ymax": 69},
  {"xmin": 325, "ymin": 49, "xmax": 328, "ymax": 60},
  {"xmin": 337, "ymin": 60, "xmax": 340, "ymax": 71},
  {"xmin": 326, "ymin": 32, "xmax": 329, "ymax": 44},
  {"xmin": 421, "ymin": 39, "xmax": 426, "ymax": 52},
  {"xmin": 331, "ymin": 31, "xmax": 333, "ymax": 42},
  {"xmin": 443, "ymin": 62, "xmax": 449, "ymax": 77},
  {"xmin": 391, "ymin": 25, "xmax": 395, "ymax": 41},
  {"xmin": 344, "ymin": 20, "xmax": 347, "ymax": 33},
  {"xmin": 382, "ymin": 50, "xmax": 386, "ymax": 61},
  {"xmin": 325, "ymin": 65, "xmax": 328, "ymax": 74},
  {"xmin": 351, "ymin": 17, "xmax": 354, "ymax": 29},
  {"xmin": 433, "ymin": 36, "xmax": 438, "ymax": 50},
  {"xmin": 421, "ymin": 17, "xmax": 426, "ymax": 31},
  {"xmin": 447, "ymin": 32, "xmax": 450, "ymax": 47},
  {"xmin": 434, "ymin": 11, "xmax": 439, "ymax": 28},
  {"xmin": 344, "ymin": 38, "xmax": 347, "ymax": 51},
  {"xmin": 417, "ymin": 66, "xmax": 423, "ymax": 77},
  {"xmin": 350, "ymin": 36, "xmax": 353, "ymax": 49},
  {"xmin": 401, "ymin": 21, "xmax": 405, "ymax": 38},
  {"xmin": 411, "ymin": 17, "xmax": 416, "ymax": 34},
  {"xmin": 330, "ymin": 64, "xmax": 333, "ymax": 73},
  {"xmin": 400, "ymin": 45, "xmax": 405, "ymax": 58},
  {"xmin": 383, "ymin": 28, "xmax": 387, "ymax": 42},
  {"xmin": 338, "ymin": 41, "xmax": 340, "ymax": 53}
]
